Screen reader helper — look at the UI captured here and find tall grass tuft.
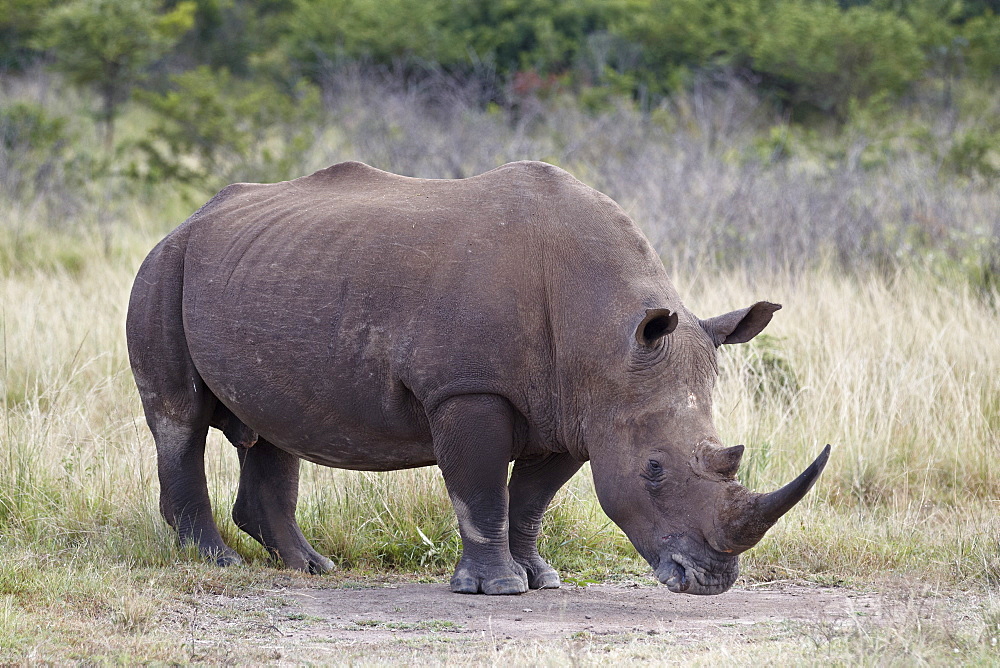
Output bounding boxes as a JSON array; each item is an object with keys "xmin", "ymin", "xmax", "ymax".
[
  {"xmin": 3, "ymin": 246, "xmax": 995, "ymax": 586},
  {"xmin": 0, "ymin": 67, "xmax": 997, "ymax": 589}
]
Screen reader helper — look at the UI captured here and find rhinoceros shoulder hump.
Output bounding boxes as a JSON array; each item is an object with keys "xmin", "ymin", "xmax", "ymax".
[{"xmin": 300, "ymin": 161, "xmax": 391, "ymax": 185}]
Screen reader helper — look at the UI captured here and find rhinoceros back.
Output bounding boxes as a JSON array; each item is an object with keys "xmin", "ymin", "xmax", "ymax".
[{"xmin": 160, "ymin": 161, "xmax": 666, "ymax": 467}]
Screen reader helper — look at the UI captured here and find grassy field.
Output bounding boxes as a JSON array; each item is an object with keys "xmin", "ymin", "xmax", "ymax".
[
  {"xmin": 1, "ymin": 70, "xmax": 999, "ymax": 663},
  {"xmin": 1, "ymin": 229, "xmax": 998, "ymax": 662}
]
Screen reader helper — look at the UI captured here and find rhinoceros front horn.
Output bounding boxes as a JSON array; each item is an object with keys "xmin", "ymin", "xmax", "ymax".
[
  {"xmin": 726, "ymin": 445, "xmax": 831, "ymax": 549},
  {"xmin": 755, "ymin": 444, "xmax": 831, "ymax": 524}
]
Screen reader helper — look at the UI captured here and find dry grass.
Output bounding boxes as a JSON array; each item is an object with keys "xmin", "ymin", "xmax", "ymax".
[
  {"xmin": 6, "ymin": 67, "xmax": 1000, "ymax": 281},
  {"xmin": 1, "ymin": 227, "xmax": 998, "ymax": 665},
  {"xmin": 1, "ymin": 67, "xmax": 999, "ymax": 662},
  {"xmin": 300, "ymin": 70, "xmax": 1000, "ymax": 282},
  {"xmin": 1, "ymin": 238, "xmax": 996, "ymax": 581}
]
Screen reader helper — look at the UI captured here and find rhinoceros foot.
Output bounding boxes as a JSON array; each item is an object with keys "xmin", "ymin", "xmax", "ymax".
[
  {"xmin": 516, "ymin": 556, "xmax": 561, "ymax": 589},
  {"xmin": 279, "ymin": 544, "xmax": 335, "ymax": 575},
  {"xmin": 233, "ymin": 516, "xmax": 335, "ymax": 575},
  {"xmin": 202, "ymin": 545, "xmax": 243, "ymax": 567},
  {"xmin": 450, "ymin": 557, "xmax": 529, "ymax": 595},
  {"xmin": 309, "ymin": 554, "xmax": 336, "ymax": 575}
]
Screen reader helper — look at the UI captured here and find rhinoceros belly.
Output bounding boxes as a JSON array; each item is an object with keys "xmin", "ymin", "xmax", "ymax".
[
  {"xmin": 183, "ymin": 267, "xmax": 438, "ymax": 471},
  {"xmin": 195, "ymin": 335, "xmax": 437, "ymax": 471}
]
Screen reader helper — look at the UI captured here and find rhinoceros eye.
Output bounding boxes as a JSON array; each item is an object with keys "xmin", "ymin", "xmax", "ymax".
[{"xmin": 643, "ymin": 459, "xmax": 665, "ymax": 482}]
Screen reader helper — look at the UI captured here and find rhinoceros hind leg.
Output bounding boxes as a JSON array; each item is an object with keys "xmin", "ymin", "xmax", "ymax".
[
  {"xmin": 231, "ymin": 439, "xmax": 334, "ymax": 574},
  {"xmin": 128, "ymin": 225, "xmax": 240, "ymax": 567},
  {"xmin": 431, "ymin": 394, "xmax": 528, "ymax": 595},
  {"xmin": 152, "ymin": 418, "xmax": 242, "ymax": 566},
  {"xmin": 508, "ymin": 452, "xmax": 583, "ymax": 589}
]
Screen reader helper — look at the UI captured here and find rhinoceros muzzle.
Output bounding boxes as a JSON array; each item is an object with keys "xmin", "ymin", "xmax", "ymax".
[
  {"xmin": 654, "ymin": 539, "xmax": 740, "ymax": 595},
  {"xmin": 651, "ymin": 445, "xmax": 832, "ymax": 595}
]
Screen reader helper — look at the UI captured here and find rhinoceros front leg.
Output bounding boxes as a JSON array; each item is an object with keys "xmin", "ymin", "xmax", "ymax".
[
  {"xmin": 508, "ymin": 452, "xmax": 583, "ymax": 589},
  {"xmin": 231, "ymin": 439, "xmax": 334, "ymax": 574},
  {"xmin": 431, "ymin": 394, "xmax": 528, "ymax": 595}
]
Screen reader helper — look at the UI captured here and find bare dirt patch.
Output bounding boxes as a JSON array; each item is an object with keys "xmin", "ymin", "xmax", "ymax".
[
  {"xmin": 285, "ymin": 581, "xmax": 881, "ymax": 641},
  {"xmin": 176, "ymin": 579, "xmax": 951, "ymax": 663}
]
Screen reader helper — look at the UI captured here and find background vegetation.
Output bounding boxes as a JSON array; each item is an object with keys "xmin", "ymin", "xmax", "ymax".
[{"xmin": 0, "ymin": 0, "xmax": 999, "ymax": 662}]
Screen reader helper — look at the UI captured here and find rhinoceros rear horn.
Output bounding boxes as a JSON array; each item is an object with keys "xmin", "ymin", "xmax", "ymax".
[
  {"xmin": 726, "ymin": 445, "xmax": 831, "ymax": 549},
  {"xmin": 696, "ymin": 443, "xmax": 745, "ymax": 479}
]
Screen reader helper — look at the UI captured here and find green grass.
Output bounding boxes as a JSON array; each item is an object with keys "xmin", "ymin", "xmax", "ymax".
[
  {"xmin": 0, "ymin": 231, "xmax": 997, "ymax": 661},
  {"xmin": 1, "ymin": 242, "xmax": 996, "ymax": 583},
  {"xmin": 1, "ymin": 68, "xmax": 998, "ymax": 662}
]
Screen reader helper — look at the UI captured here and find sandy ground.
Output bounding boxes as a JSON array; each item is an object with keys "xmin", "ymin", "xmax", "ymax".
[
  {"xmin": 284, "ymin": 581, "xmax": 882, "ymax": 640},
  {"xmin": 177, "ymin": 579, "xmax": 923, "ymax": 663}
]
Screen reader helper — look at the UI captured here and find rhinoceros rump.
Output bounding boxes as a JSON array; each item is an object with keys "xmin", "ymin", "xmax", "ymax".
[{"xmin": 127, "ymin": 161, "xmax": 829, "ymax": 595}]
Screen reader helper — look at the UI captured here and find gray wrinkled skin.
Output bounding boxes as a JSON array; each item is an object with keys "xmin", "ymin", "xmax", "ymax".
[{"xmin": 127, "ymin": 161, "xmax": 827, "ymax": 595}]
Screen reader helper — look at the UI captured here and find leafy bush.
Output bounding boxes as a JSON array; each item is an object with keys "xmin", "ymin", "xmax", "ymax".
[
  {"xmin": 945, "ymin": 127, "xmax": 1000, "ymax": 179},
  {"xmin": 613, "ymin": 0, "xmax": 763, "ymax": 91},
  {"xmin": 35, "ymin": 0, "xmax": 195, "ymax": 146},
  {"xmin": 613, "ymin": 0, "xmax": 927, "ymax": 115},
  {"xmin": 171, "ymin": 0, "xmax": 266, "ymax": 75},
  {"xmin": 0, "ymin": 102, "xmax": 72, "ymax": 202},
  {"xmin": 133, "ymin": 66, "xmax": 321, "ymax": 188},
  {"xmin": 963, "ymin": 12, "xmax": 1000, "ymax": 81},
  {"xmin": 0, "ymin": 102, "xmax": 66, "ymax": 155},
  {"xmin": 6, "ymin": 0, "xmax": 1000, "ymax": 123},
  {"xmin": 750, "ymin": 1, "xmax": 925, "ymax": 115},
  {"xmin": 274, "ymin": 0, "xmax": 629, "ymax": 88},
  {"xmin": 277, "ymin": 0, "xmax": 467, "ymax": 76},
  {"xmin": 0, "ymin": 0, "xmax": 60, "ymax": 69},
  {"xmin": 448, "ymin": 0, "xmax": 629, "ymax": 75}
]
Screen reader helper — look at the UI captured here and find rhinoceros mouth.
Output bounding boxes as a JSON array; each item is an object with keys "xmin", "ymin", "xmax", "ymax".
[{"xmin": 654, "ymin": 552, "xmax": 739, "ymax": 595}]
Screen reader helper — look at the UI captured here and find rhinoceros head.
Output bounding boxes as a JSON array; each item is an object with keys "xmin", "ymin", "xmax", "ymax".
[{"xmin": 588, "ymin": 301, "xmax": 830, "ymax": 595}]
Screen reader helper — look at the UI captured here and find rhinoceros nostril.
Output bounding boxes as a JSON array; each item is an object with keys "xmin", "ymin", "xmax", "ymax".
[
  {"xmin": 664, "ymin": 561, "xmax": 689, "ymax": 592},
  {"xmin": 656, "ymin": 558, "xmax": 690, "ymax": 592}
]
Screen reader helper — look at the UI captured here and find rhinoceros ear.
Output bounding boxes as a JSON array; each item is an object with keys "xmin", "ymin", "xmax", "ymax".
[
  {"xmin": 700, "ymin": 302, "xmax": 781, "ymax": 347},
  {"xmin": 636, "ymin": 308, "xmax": 678, "ymax": 346}
]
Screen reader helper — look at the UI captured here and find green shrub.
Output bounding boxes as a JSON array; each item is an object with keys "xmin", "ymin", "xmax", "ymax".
[
  {"xmin": 609, "ymin": 0, "xmax": 930, "ymax": 116},
  {"xmin": 963, "ymin": 12, "xmax": 1000, "ymax": 81},
  {"xmin": 35, "ymin": 0, "xmax": 195, "ymax": 147},
  {"xmin": 171, "ymin": 0, "xmax": 270, "ymax": 75},
  {"xmin": 450, "ymin": 0, "xmax": 630, "ymax": 75},
  {"xmin": 0, "ymin": 0, "xmax": 60, "ymax": 69},
  {"xmin": 944, "ymin": 127, "xmax": 1000, "ymax": 179},
  {"xmin": 0, "ymin": 101, "xmax": 66, "ymax": 155},
  {"xmin": 750, "ymin": 1, "xmax": 924, "ymax": 115},
  {"xmin": 277, "ymin": 0, "xmax": 467, "ymax": 75},
  {"xmin": 133, "ymin": 66, "xmax": 321, "ymax": 188},
  {"xmin": 275, "ymin": 0, "xmax": 629, "ymax": 83},
  {"xmin": 612, "ymin": 0, "xmax": 764, "ymax": 93},
  {"xmin": 0, "ymin": 102, "xmax": 71, "ymax": 199}
]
